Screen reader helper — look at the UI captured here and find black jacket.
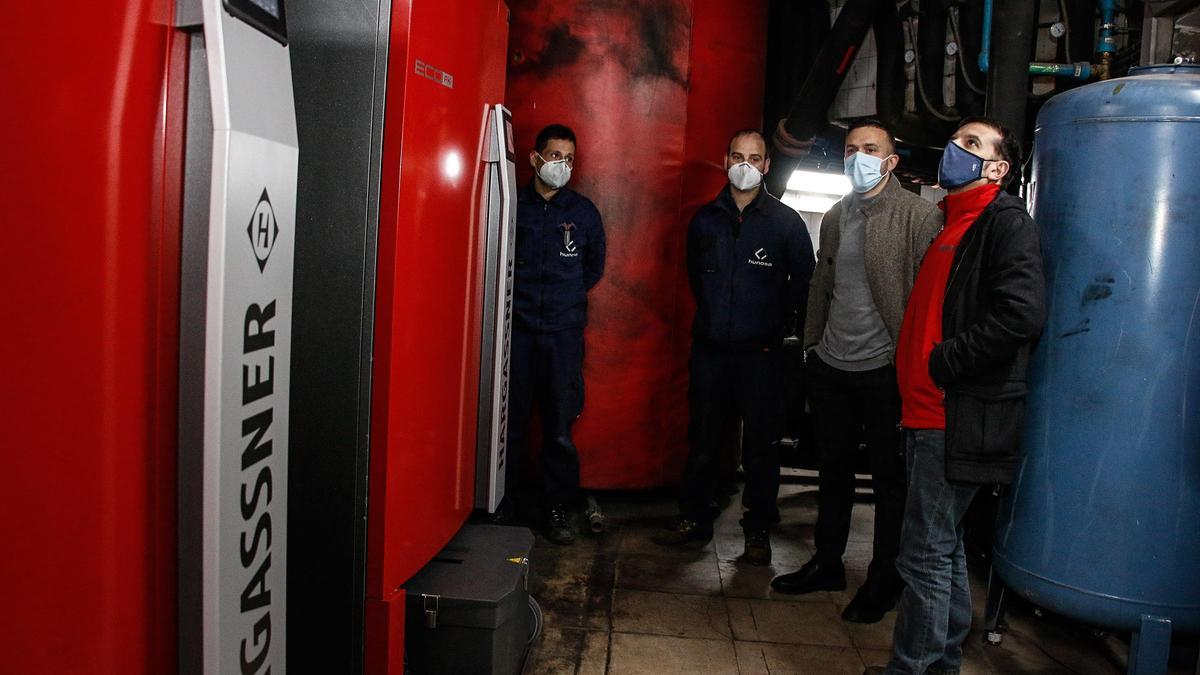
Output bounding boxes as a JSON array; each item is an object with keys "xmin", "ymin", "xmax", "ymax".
[
  {"xmin": 929, "ymin": 191, "xmax": 1046, "ymax": 484},
  {"xmin": 687, "ymin": 186, "xmax": 813, "ymax": 351},
  {"xmin": 514, "ymin": 184, "xmax": 606, "ymax": 332}
]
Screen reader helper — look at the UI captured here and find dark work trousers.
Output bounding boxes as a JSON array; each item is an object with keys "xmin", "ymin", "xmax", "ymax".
[
  {"xmin": 680, "ymin": 342, "xmax": 785, "ymax": 531},
  {"xmin": 506, "ymin": 326, "xmax": 584, "ymax": 507},
  {"xmin": 808, "ymin": 353, "xmax": 906, "ymax": 586}
]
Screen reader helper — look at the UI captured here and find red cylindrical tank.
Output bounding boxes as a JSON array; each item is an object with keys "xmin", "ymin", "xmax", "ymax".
[{"xmin": 506, "ymin": 0, "xmax": 769, "ymax": 488}]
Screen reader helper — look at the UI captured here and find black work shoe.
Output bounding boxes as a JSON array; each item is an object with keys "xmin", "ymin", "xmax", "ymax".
[
  {"xmin": 652, "ymin": 518, "xmax": 713, "ymax": 547},
  {"xmin": 738, "ymin": 528, "xmax": 772, "ymax": 566},
  {"xmin": 545, "ymin": 504, "xmax": 576, "ymax": 545},
  {"xmin": 770, "ymin": 557, "xmax": 847, "ymax": 594},
  {"xmin": 841, "ymin": 581, "xmax": 901, "ymax": 624}
]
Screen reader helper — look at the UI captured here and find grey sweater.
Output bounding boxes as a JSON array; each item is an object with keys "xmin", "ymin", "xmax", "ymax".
[
  {"xmin": 815, "ymin": 190, "xmax": 894, "ymax": 371},
  {"xmin": 804, "ymin": 176, "xmax": 943, "ymax": 360}
]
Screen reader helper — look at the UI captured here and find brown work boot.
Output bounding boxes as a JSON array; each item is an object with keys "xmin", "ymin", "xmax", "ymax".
[{"xmin": 652, "ymin": 518, "xmax": 713, "ymax": 547}]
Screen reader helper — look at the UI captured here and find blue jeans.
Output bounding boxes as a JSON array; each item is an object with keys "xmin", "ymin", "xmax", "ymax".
[{"xmin": 885, "ymin": 430, "xmax": 979, "ymax": 675}]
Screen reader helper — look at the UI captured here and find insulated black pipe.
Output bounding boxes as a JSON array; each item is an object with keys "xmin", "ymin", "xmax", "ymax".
[
  {"xmin": 954, "ymin": 0, "xmax": 987, "ymax": 115},
  {"xmin": 767, "ymin": 0, "xmax": 883, "ymax": 197},
  {"xmin": 873, "ymin": 2, "xmax": 958, "ymax": 149},
  {"xmin": 916, "ymin": 1, "xmax": 951, "ymax": 117},
  {"xmin": 762, "ymin": 0, "xmax": 830, "ymax": 146},
  {"xmin": 774, "ymin": 0, "xmax": 883, "ymax": 152},
  {"xmin": 762, "ymin": 0, "xmax": 831, "ymax": 197},
  {"xmin": 1064, "ymin": 0, "xmax": 1096, "ymax": 63},
  {"xmin": 983, "ymin": 0, "xmax": 1038, "ymax": 150}
]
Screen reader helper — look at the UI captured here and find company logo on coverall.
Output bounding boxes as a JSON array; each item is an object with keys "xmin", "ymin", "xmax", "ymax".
[
  {"xmin": 560, "ymin": 222, "xmax": 578, "ymax": 257},
  {"xmin": 748, "ymin": 247, "xmax": 772, "ymax": 267}
]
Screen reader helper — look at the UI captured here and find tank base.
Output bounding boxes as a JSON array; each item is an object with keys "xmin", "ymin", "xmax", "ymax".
[
  {"xmin": 983, "ymin": 566, "xmax": 1009, "ymax": 646},
  {"xmin": 1129, "ymin": 615, "xmax": 1172, "ymax": 675},
  {"xmin": 992, "ymin": 553, "xmax": 1200, "ymax": 634}
]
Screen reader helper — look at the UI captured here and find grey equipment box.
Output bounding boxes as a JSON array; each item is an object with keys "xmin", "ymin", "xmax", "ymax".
[{"xmin": 403, "ymin": 524, "xmax": 535, "ymax": 674}]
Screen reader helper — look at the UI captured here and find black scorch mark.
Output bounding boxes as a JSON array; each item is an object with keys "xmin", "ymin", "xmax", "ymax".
[
  {"xmin": 510, "ymin": 23, "xmax": 585, "ymax": 76},
  {"xmin": 1081, "ymin": 274, "xmax": 1115, "ymax": 307},
  {"xmin": 628, "ymin": 0, "xmax": 688, "ymax": 85},
  {"xmin": 1059, "ymin": 318, "xmax": 1091, "ymax": 338},
  {"xmin": 513, "ymin": 0, "xmax": 689, "ymax": 87}
]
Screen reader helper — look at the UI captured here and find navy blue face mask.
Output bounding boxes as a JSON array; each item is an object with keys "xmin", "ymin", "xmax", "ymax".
[{"xmin": 938, "ymin": 141, "xmax": 995, "ymax": 189}]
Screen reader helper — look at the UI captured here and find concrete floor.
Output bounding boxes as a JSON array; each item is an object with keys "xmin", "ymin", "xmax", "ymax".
[{"xmin": 521, "ymin": 481, "xmax": 1195, "ymax": 675}]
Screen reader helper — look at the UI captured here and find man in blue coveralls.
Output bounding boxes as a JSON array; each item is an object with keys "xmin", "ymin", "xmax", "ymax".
[
  {"xmin": 505, "ymin": 124, "xmax": 606, "ymax": 545},
  {"xmin": 655, "ymin": 129, "xmax": 814, "ymax": 564}
]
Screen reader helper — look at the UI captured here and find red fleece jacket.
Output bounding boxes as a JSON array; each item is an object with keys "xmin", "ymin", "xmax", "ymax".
[{"xmin": 896, "ymin": 184, "xmax": 1001, "ymax": 429}]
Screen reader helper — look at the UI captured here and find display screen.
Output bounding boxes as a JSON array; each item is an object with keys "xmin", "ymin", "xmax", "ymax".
[
  {"xmin": 224, "ymin": 0, "xmax": 287, "ymax": 45},
  {"xmin": 248, "ymin": 0, "xmax": 280, "ymax": 19}
]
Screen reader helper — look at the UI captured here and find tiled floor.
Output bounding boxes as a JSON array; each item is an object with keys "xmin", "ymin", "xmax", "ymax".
[{"xmin": 521, "ymin": 481, "xmax": 1197, "ymax": 675}]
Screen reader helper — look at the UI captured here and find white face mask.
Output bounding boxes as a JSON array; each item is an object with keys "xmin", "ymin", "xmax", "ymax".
[
  {"xmin": 537, "ymin": 153, "xmax": 572, "ymax": 189},
  {"xmin": 727, "ymin": 161, "xmax": 763, "ymax": 191}
]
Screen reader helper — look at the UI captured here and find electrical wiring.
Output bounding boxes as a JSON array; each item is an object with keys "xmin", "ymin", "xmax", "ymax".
[
  {"xmin": 950, "ymin": 5, "xmax": 988, "ymax": 94},
  {"xmin": 1057, "ymin": 0, "xmax": 1074, "ymax": 63},
  {"xmin": 906, "ymin": 17, "xmax": 963, "ymax": 121}
]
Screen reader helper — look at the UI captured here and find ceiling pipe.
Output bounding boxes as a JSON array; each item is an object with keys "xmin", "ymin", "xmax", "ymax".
[
  {"xmin": 766, "ymin": 0, "xmax": 883, "ymax": 197},
  {"xmin": 982, "ymin": 0, "xmax": 1039, "ymax": 152},
  {"xmin": 773, "ymin": 0, "xmax": 882, "ymax": 155},
  {"xmin": 980, "ymin": 0, "xmax": 1093, "ymax": 80},
  {"xmin": 873, "ymin": 2, "xmax": 961, "ymax": 150}
]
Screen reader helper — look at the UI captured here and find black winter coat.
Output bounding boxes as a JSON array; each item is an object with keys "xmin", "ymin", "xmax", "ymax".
[
  {"xmin": 687, "ymin": 186, "xmax": 814, "ymax": 351},
  {"xmin": 929, "ymin": 191, "xmax": 1046, "ymax": 485}
]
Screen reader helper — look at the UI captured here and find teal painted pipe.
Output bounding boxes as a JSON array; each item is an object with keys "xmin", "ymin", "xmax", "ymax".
[
  {"xmin": 1098, "ymin": 0, "xmax": 1117, "ymax": 55},
  {"xmin": 979, "ymin": 0, "xmax": 994, "ymax": 73},
  {"xmin": 1029, "ymin": 61, "xmax": 1092, "ymax": 79},
  {"xmin": 979, "ymin": 0, "xmax": 1094, "ymax": 80}
]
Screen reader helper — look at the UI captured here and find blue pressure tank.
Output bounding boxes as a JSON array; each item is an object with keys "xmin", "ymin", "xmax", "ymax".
[{"xmin": 992, "ymin": 63, "xmax": 1200, "ymax": 649}]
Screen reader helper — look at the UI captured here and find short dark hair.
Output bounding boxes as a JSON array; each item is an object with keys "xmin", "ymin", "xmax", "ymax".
[
  {"xmin": 535, "ymin": 124, "xmax": 576, "ymax": 154},
  {"xmin": 728, "ymin": 128, "xmax": 770, "ymax": 158},
  {"xmin": 846, "ymin": 117, "xmax": 896, "ymax": 154},
  {"xmin": 957, "ymin": 116, "xmax": 1022, "ymax": 185}
]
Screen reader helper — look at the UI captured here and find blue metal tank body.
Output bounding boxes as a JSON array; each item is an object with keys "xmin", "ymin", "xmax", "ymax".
[{"xmin": 992, "ymin": 64, "xmax": 1200, "ymax": 636}]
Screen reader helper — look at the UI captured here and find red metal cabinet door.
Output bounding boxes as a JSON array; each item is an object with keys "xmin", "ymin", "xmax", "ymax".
[
  {"xmin": 0, "ymin": 2, "xmax": 183, "ymax": 672},
  {"xmin": 368, "ymin": 0, "xmax": 511, "ymax": 602}
]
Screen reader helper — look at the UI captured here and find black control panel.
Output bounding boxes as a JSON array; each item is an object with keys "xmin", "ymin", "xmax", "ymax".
[{"xmin": 224, "ymin": 0, "xmax": 287, "ymax": 45}]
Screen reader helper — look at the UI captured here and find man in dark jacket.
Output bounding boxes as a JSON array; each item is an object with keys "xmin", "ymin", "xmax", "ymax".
[
  {"xmin": 771, "ymin": 119, "xmax": 941, "ymax": 625},
  {"xmin": 866, "ymin": 117, "xmax": 1045, "ymax": 675},
  {"xmin": 654, "ymin": 129, "xmax": 814, "ymax": 565},
  {"xmin": 507, "ymin": 124, "xmax": 606, "ymax": 545}
]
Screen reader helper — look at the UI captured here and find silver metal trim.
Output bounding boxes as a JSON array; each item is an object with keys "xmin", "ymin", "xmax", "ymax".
[{"xmin": 475, "ymin": 104, "xmax": 516, "ymax": 512}]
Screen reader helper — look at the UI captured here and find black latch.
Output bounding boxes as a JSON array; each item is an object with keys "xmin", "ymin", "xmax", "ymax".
[{"xmin": 423, "ymin": 594, "xmax": 439, "ymax": 629}]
